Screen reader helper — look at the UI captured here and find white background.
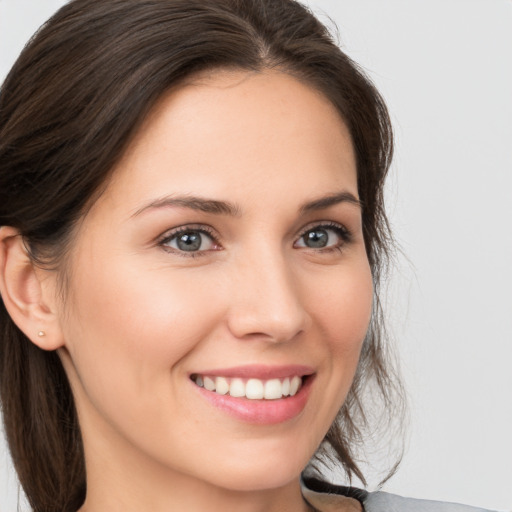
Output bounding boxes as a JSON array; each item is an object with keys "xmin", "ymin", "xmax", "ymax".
[{"xmin": 1, "ymin": 0, "xmax": 511, "ymax": 511}]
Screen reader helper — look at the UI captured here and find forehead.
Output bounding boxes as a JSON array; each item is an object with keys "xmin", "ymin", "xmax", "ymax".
[{"xmin": 95, "ymin": 69, "xmax": 358, "ymax": 217}]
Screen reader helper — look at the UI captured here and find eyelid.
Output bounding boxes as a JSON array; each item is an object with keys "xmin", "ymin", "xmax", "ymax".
[
  {"xmin": 294, "ymin": 221, "xmax": 352, "ymax": 249},
  {"xmin": 296, "ymin": 221, "xmax": 351, "ymax": 240},
  {"xmin": 157, "ymin": 224, "xmax": 222, "ymax": 256}
]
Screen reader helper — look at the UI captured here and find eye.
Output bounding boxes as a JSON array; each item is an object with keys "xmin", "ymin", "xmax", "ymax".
[
  {"xmin": 160, "ymin": 227, "xmax": 219, "ymax": 254},
  {"xmin": 294, "ymin": 223, "xmax": 350, "ymax": 250}
]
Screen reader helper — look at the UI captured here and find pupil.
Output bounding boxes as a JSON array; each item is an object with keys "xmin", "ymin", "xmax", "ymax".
[
  {"xmin": 305, "ymin": 229, "xmax": 328, "ymax": 248},
  {"xmin": 177, "ymin": 232, "xmax": 201, "ymax": 251}
]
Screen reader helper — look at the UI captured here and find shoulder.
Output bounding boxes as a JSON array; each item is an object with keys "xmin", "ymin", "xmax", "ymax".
[
  {"xmin": 364, "ymin": 491, "xmax": 496, "ymax": 512},
  {"xmin": 302, "ymin": 477, "xmax": 497, "ymax": 512}
]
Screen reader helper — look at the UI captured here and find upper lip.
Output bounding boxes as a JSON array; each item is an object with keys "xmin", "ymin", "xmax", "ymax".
[{"xmin": 190, "ymin": 364, "xmax": 315, "ymax": 380}]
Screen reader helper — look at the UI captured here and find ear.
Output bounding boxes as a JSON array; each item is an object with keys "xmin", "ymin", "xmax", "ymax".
[{"xmin": 0, "ymin": 226, "xmax": 65, "ymax": 350}]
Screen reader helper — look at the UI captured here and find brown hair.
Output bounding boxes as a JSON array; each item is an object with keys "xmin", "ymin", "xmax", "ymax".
[{"xmin": 0, "ymin": 0, "xmax": 402, "ymax": 510}]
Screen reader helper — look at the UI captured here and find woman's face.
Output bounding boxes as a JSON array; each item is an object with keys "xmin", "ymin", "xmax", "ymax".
[{"xmin": 55, "ymin": 70, "xmax": 373, "ymax": 494}]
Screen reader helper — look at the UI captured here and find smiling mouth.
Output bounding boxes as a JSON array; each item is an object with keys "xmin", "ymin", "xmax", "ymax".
[{"xmin": 190, "ymin": 374, "xmax": 307, "ymax": 400}]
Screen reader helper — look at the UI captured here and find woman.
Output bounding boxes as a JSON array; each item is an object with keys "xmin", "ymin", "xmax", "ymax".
[{"xmin": 0, "ymin": 1, "xmax": 498, "ymax": 511}]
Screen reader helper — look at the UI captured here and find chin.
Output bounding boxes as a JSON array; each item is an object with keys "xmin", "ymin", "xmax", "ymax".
[
  {"xmin": 208, "ymin": 464, "xmax": 302, "ymax": 493},
  {"xmin": 195, "ymin": 440, "xmax": 311, "ymax": 492}
]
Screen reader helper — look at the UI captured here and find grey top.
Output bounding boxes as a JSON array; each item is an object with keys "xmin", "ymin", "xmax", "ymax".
[
  {"xmin": 302, "ymin": 477, "xmax": 497, "ymax": 512},
  {"xmin": 365, "ymin": 490, "xmax": 495, "ymax": 512}
]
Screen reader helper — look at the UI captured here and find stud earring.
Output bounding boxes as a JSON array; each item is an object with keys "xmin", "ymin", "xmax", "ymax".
[{"xmin": 38, "ymin": 331, "xmax": 46, "ymax": 337}]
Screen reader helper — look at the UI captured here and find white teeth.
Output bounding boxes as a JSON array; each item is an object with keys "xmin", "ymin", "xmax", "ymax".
[
  {"xmin": 282, "ymin": 377, "xmax": 290, "ymax": 396},
  {"xmin": 245, "ymin": 378, "xmax": 264, "ymax": 399},
  {"xmin": 203, "ymin": 376, "xmax": 215, "ymax": 391},
  {"xmin": 194, "ymin": 374, "xmax": 305, "ymax": 400},
  {"xmin": 215, "ymin": 377, "xmax": 229, "ymax": 395},
  {"xmin": 229, "ymin": 378, "xmax": 245, "ymax": 397},
  {"xmin": 264, "ymin": 379, "xmax": 283, "ymax": 400},
  {"xmin": 289, "ymin": 376, "xmax": 301, "ymax": 396}
]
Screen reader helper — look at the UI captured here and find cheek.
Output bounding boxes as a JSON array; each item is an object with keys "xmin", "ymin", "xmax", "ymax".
[
  {"xmin": 307, "ymin": 259, "xmax": 373, "ymax": 411},
  {"xmin": 59, "ymin": 254, "xmax": 221, "ymax": 411},
  {"xmin": 313, "ymin": 262, "xmax": 373, "ymax": 353}
]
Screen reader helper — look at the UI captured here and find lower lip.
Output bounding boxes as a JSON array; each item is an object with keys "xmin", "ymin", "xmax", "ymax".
[{"xmin": 193, "ymin": 376, "xmax": 314, "ymax": 425}]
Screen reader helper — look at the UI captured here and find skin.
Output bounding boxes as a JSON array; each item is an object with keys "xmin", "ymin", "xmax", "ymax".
[{"xmin": 1, "ymin": 70, "xmax": 371, "ymax": 511}]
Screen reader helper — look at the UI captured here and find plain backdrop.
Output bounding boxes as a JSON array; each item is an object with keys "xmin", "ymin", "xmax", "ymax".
[{"xmin": 1, "ymin": 0, "xmax": 511, "ymax": 511}]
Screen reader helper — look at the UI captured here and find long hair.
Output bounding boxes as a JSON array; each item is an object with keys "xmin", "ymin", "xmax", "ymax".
[{"xmin": 0, "ymin": 1, "xmax": 402, "ymax": 510}]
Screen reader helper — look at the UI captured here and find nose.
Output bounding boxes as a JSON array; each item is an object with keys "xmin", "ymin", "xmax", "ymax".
[{"xmin": 226, "ymin": 250, "xmax": 309, "ymax": 343}]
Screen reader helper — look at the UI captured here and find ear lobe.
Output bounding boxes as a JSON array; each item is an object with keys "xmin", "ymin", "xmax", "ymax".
[{"xmin": 0, "ymin": 226, "xmax": 65, "ymax": 351}]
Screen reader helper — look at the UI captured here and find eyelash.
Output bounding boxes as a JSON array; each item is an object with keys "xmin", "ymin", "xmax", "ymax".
[
  {"xmin": 157, "ymin": 221, "xmax": 352, "ymax": 258},
  {"xmin": 158, "ymin": 225, "xmax": 219, "ymax": 258},
  {"xmin": 296, "ymin": 222, "xmax": 352, "ymax": 253}
]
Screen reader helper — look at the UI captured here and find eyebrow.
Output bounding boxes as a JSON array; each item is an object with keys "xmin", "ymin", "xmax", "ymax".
[
  {"xmin": 132, "ymin": 190, "xmax": 361, "ymax": 218},
  {"xmin": 132, "ymin": 195, "xmax": 241, "ymax": 217},
  {"xmin": 299, "ymin": 191, "xmax": 362, "ymax": 214}
]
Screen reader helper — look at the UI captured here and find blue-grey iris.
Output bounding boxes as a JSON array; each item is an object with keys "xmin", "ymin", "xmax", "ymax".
[
  {"xmin": 304, "ymin": 229, "xmax": 328, "ymax": 248},
  {"xmin": 177, "ymin": 232, "xmax": 202, "ymax": 251}
]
